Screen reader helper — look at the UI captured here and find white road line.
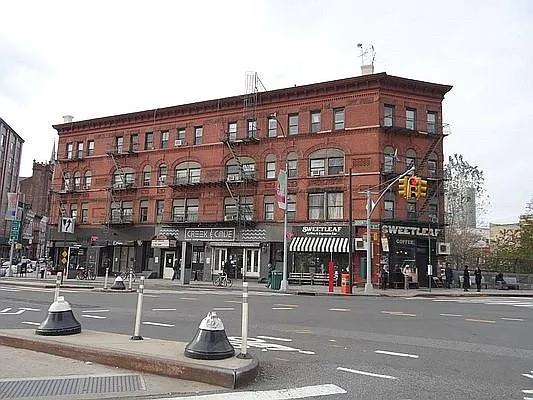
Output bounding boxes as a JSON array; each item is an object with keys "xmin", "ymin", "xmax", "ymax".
[
  {"xmin": 143, "ymin": 294, "xmax": 160, "ymax": 298},
  {"xmin": 375, "ymin": 350, "xmax": 419, "ymax": 359},
  {"xmin": 142, "ymin": 321, "xmax": 175, "ymax": 327},
  {"xmin": 82, "ymin": 309, "xmax": 109, "ymax": 313},
  {"xmin": 298, "ymin": 350, "xmax": 316, "ymax": 355},
  {"xmin": 0, "ymin": 308, "xmax": 12, "ymax": 313},
  {"xmin": 82, "ymin": 315, "xmax": 106, "ymax": 319},
  {"xmin": 152, "ymin": 308, "xmax": 177, "ymax": 311},
  {"xmin": 381, "ymin": 311, "xmax": 416, "ymax": 317},
  {"xmin": 272, "ymin": 307, "xmax": 294, "ymax": 310},
  {"xmin": 502, "ymin": 317, "xmax": 525, "ymax": 321},
  {"xmin": 329, "ymin": 308, "xmax": 350, "ymax": 312},
  {"xmin": 522, "ymin": 373, "xmax": 533, "ymax": 379},
  {"xmin": 213, "ymin": 307, "xmax": 235, "ymax": 311},
  {"xmin": 464, "ymin": 318, "xmax": 496, "ymax": 324},
  {"xmin": 523, "ymin": 397, "xmax": 533, "ymax": 400},
  {"xmin": 274, "ymin": 304, "xmax": 299, "ymax": 308},
  {"xmin": 337, "ymin": 366, "xmax": 398, "ymax": 380},
  {"xmin": 180, "ymin": 297, "xmax": 198, "ymax": 300},
  {"xmin": 440, "ymin": 313, "xmax": 463, "ymax": 317},
  {"xmin": 224, "ymin": 300, "xmax": 242, "ymax": 304},
  {"xmin": 21, "ymin": 321, "xmax": 40, "ymax": 326},
  {"xmin": 157, "ymin": 384, "xmax": 346, "ymax": 399},
  {"xmin": 523, "ymin": 389, "xmax": 533, "ymax": 394},
  {"xmin": 257, "ymin": 335, "xmax": 292, "ymax": 342},
  {"xmin": 19, "ymin": 307, "xmax": 41, "ymax": 311}
]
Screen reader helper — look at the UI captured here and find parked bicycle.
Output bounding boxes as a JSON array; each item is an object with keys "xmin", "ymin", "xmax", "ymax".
[
  {"xmin": 119, "ymin": 270, "xmax": 136, "ymax": 283},
  {"xmin": 76, "ymin": 266, "xmax": 96, "ymax": 280},
  {"xmin": 213, "ymin": 272, "xmax": 233, "ymax": 287}
]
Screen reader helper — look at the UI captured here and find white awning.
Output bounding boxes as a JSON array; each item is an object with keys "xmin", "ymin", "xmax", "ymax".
[{"xmin": 289, "ymin": 237, "xmax": 349, "ymax": 253}]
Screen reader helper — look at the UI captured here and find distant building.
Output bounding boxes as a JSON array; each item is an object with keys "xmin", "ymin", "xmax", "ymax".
[
  {"xmin": 18, "ymin": 160, "xmax": 54, "ymax": 259},
  {"xmin": 464, "ymin": 187, "xmax": 477, "ymax": 228},
  {"xmin": 0, "ymin": 118, "xmax": 24, "ymax": 258},
  {"xmin": 489, "ymin": 222, "xmax": 520, "ymax": 246}
]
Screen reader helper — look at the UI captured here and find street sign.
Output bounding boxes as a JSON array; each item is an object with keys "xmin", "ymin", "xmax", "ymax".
[
  {"xmin": 9, "ymin": 220, "xmax": 20, "ymax": 240},
  {"xmin": 59, "ymin": 217, "xmax": 75, "ymax": 233}
]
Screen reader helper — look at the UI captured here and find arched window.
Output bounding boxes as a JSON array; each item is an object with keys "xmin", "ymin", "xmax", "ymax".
[
  {"xmin": 226, "ymin": 157, "xmax": 255, "ymax": 181},
  {"xmin": 158, "ymin": 164, "xmax": 167, "ymax": 186},
  {"xmin": 309, "ymin": 149, "xmax": 344, "ymax": 176},
  {"xmin": 142, "ymin": 165, "xmax": 151, "ymax": 187},
  {"xmin": 287, "ymin": 152, "xmax": 298, "ymax": 178},
  {"xmin": 405, "ymin": 149, "xmax": 417, "ymax": 171},
  {"xmin": 428, "ymin": 153, "xmax": 438, "ymax": 177},
  {"xmin": 74, "ymin": 171, "xmax": 81, "ymax": 190},
  {"xmin": 383, "ymin": 146, "xmax": 395, "ymax": 173},
  {"xmin": 84, "ymin": 171, "xmax": 92, "ymax": 190},
  {"xmin": 113, "ymin": 167, "xmax": 135, "ymax": 189},
  {"xmin": 264, "ymin": 154, "xmax": 276, "ymax": 180},
  {"xmin": 175, "ymin": 161, "xmax": 201, "ymax": 185}
]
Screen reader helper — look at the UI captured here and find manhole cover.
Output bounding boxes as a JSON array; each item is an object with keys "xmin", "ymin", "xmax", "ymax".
[{"xmin": 0, "ymin": 373, "xmax": 145, "ymax": 399}]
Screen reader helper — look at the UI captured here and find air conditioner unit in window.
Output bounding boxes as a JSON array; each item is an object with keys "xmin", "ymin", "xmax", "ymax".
[
  {"xmin": 224, "ymin": 214, "xmax": 237, "ymax": 221},
  {"xmin": 175, "ymin": 139, "xmax": 184, "ymax": 146},
  {"xmin": 355, "ymin": 238, "xmax": 367, "ymax": 251},
  {"xmin": 227, "ymin": 175, "xmax": 239, "ymax": 182},
  {"xmin": 310, "ymin": 170, "xmax": 323, "ymax": 177},
  {"xmin": 173, "ymin": 215, "xmax": 185, "ymax": 222},
  {"xmin": 437, "ymin": 242, "xmax": 451, "ymax": 255}
]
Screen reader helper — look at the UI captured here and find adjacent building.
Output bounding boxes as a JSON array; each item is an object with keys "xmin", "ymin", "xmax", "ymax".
[
  {"xmin": 50, "ymin": 72, "xmax": 452, "ymax": 286},
  {"xmin": 0, "ymin": 118, "xmax": 24, "ymax": 259}
]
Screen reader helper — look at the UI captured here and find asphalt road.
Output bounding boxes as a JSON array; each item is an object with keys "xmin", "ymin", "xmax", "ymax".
[{"xmin": 1, "ymin": 283, "xmax": 532, "ymax": 400}]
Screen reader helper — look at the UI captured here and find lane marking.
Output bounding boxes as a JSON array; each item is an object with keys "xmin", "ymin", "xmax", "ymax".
[
  {"xmin": 523, "ymin": 389, "xmax": 533, "ymax": 394},
  {"xmin": 142, "ymin": 321, "xmax": 175, "ymax": 327},
  {"xmin": 257, "ymin": 335, "xmax": 292, "ymax": 342},
  {"xmin": 337, "ymin": 366, "xmax": 398, "ymax": 380},
  {"xmin": 21, "ymin": 321, "xmax": 40, "ymax": 326},
  {"xmin": 19, "ymin": 307, "xmax": 41, "ymax": 312},
  {"xmin": 272, "ymin": 307, "xmax": 294, "ymax": 310},
  {"xmin": 151, "ymin": 308, "xmax": 177, "ymax": 311},
  {"xmin": 329, "ymin": 308, "xmax": 350, "ymax": 312},
  {"xmin": 0, "ymin": 308, "xmax": 12, "ymax": 313},
  {"xmin": 464, "ymin": 318, "xmax": 496, "ymax": 324},
  {"xmin": 298, "ymin": 350, "xmax": 316, "ymax": 355},
  {"xmin": 501, "ymin": 317, "xmax": 525, "ymax": 321},
  {"xmin": 82, "ymin": 309, "xmax": 109, "ymax": 313},
  {"xmin": 213, "ymin": 307, "xmax": 235, "ymax": 311},
  {"xmin": 180, "ymin": 297, "xmax": 198, "ymax": 300},
  {"xmin": 82, "ymin": 315, "xmax": 106, "ymax": 319},
  {"xmin": 274, "ymin": 304, "xmax": 300, "ymax": 308},
  {"xmin": 156, "ymin": 383, "xmax": 346, "ymax": 399},
  {"xmin": 224, "ymin": 300, "xmax": 242, "ymax": 304},
  {"xmin": 440, "ymin": 313, "xmax": 463, "ymax": 317},
  {"xmin": 375, "ymin": 350, "xmax": 419, "ymax": 359},
  {"xmin": 522, "ymin": 373, "xmax": 533, "ymax": 379},
  {"xmin": 381, "ymin": 311, "xmax": 416, "ymax": 317}
]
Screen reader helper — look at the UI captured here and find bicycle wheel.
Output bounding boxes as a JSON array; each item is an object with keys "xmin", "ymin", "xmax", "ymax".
[
  {"xmin": 213, "ymin": 277, "xmax": 221, "ymax": 286},
  {"xmin": 76, "ymin": 272, "xmax": 85, "ymax": 280},
  {"xmin": 227, "ymin": 278, "xmax": 233, "ymax": 287},
  {"xmin": 89, "ymin": 271, "xmax": 96, "ymax": 280}
]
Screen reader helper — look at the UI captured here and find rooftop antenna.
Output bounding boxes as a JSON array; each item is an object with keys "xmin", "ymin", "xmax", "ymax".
[{"xmin": 357, "ymin": 43, "xmax": 375, "ymax": 75}]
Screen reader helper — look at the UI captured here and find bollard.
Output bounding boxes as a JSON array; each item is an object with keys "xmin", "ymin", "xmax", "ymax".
[
  {"xmin": 131, "ymin": 277, "xmax": 145, "ymax": 340},
  {"xmin": 237, "ymin": 282, "xmax": 249, "ymax": 358},
  {"xmin": 54, "ymin": 272, "xmax": 62, "ymax": 302},
  {"xmin": 128, "ymin": 268, "xmax": 133, "ymax": 290},
  {"xmin": 104, "ymin": 267, "xmax": 109, "ymax": 290}
]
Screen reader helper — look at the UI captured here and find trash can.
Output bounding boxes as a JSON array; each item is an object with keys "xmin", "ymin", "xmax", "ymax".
[
  {"xmin": 341, "ymin": 273, "xmax": 350, "ymax": 294},
  {"xmin": 271, "ymin": 271, "xmax": 282, "ymax": 290}
]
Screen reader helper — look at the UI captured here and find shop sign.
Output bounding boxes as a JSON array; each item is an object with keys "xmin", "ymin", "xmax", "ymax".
[
  {"xmin": 185, "ymin": 228, "xmax": 235, "ymax": 241},
  {"xmin": 394, "ymin": 238, "xmax": 417, "ymax": 246},
  {"xmin": 382, "ymin": 224, "xmax": 440, "ymax": 238},
  {"xmin": 294, "ymin": 225, "xmax": 348, "ymax": 237},
  {"xmin": 151, "ymin": 239, "xmax": 176, "ymax": 248},
  {"xmin": 5, "ymin": 193, "xmax": 17, "ymax": 221}
]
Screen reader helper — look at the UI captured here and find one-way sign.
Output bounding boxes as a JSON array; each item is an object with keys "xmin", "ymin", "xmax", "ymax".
[{"xmin": 59, "ymin": 217, "xmax": 75, "ymax": 234}]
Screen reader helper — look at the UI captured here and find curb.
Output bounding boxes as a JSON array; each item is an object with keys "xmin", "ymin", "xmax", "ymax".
[
  {"xmin": 0, "ymin": 332, "xmax": 257, "ymax": 389},
  {"xmin": 97, "ymin": 288, "xmax": 137, "ymax": 293},
  {"xmin": 0, "ymin": 280, "xmax": 94, "ymax": 290}
]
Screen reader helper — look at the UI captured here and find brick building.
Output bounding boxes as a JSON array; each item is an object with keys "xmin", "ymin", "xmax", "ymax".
[{"xmin": 50, "ymin": 72, "xmax": 452, "ymax": 286}]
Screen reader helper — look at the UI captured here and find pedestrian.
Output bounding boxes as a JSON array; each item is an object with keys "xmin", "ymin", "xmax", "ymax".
[
  {"xmin": 380, "ymin": 265, "xmax": 388, "ymax": 290},
  {"xmin": 266, "ymin": 263, "xmax": 275, "ymax": 288},
  {"xmin": 474, "ymin": 267, "xmax": 482, "ymax": 292},
  {"xmin": 224, "ymin": 258, "xmax": 231, "ymax": 277},
  {"xmin": 463, "ymin": 266, "xmax": 470, "ymax": 292},
  {"xmin": 445, "ymin": 263, "xmax": 453, "ymax": 289},
  {"xmin": 172, "ymin": 261, "xmax": 178, "ymax": 280}
]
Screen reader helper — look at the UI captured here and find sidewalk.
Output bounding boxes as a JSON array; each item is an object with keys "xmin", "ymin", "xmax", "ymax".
[{"xmin": 2, "ymin": 275, "xmax": 533, "ymax": 297}]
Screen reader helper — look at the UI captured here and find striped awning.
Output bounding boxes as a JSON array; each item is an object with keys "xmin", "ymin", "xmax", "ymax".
[{"xmin": 289, "ymin": 237, "xmax": 349, "ymax": 253}]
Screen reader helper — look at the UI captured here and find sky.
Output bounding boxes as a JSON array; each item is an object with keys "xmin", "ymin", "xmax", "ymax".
[{"xmin": 1, "ymin": 0, "xmax": 532, "ymax": 225}]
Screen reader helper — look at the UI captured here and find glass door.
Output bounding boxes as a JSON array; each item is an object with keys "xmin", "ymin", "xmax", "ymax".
[
  {"xmin": 213, "ymin": 248, "xmax": 227, "ymax": 276},
  {"xmin": 244, "ymin": 248, "xmax": 260, "ymax": 278}
]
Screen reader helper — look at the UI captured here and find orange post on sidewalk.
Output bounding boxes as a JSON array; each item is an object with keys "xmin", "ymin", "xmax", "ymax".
[{"xmin": 341, "ymin": 273, "xmax": 350, "ymax": 294}]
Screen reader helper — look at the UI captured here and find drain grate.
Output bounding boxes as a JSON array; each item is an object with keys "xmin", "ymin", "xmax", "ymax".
[{"xmin": 0, "ymin": 373, "xmax": 146, "ymax": 399}]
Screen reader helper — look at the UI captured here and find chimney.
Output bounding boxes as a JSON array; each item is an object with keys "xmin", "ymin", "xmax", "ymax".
[
  {"xmin": 62, "ymin": 115, "xmax": 74, "ymax": 123},
  {"xmin": 361, "ymin": 64, "xmax": 374, "ymax": 75}
]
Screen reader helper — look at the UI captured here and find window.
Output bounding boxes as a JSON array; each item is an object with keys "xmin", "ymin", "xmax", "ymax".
[
  {"xmin": 194, "ymin": 126, "xmax": 203, "ymax": 145},
  {"xmin": 264, "ymin": 196, "xmax": 274, "ymax": 221},
  {"xmin": 139, "ymin": 200, "xmax": 149, "ymax": 222},
  {"xmin": 70, "ymin": 204, "xmax": 78, "ymax": 220},
  {"xmin": 405, "ymin": 149, "xmax": 417, "ymax": 170},
  {"xmin": 226, "ymin": 157, "xmax": 255, "ymax": 181},
  {"xmin": 384, "ymin": 200, "xmax": 394, "ymax": 219},
  {"xmin": 287, "ymin": 153, "xmax": 298, "ymax": 178},
  {"xmin": 429, "ymin": 203, "xmax": 438, "ymax": 222},
  {"xmin": 74, "ymin": 172, "xmax": 81, "ymax": 190},
  {"xmin": 309, "ymin": 149, "xmax": 345, "ymax": 176},
  {"xmin": 142, "ymin": 165, "xmax": 151, "ymax": 187},
  {"xmin": 267, "ymin": 117, "xmax": 277, "ymax": 137},
  {"xmin": 224, "ymin": 197, "xmax": 238, "ymax": 221},
  {"xmin": 158, "ymin": 164, "xmax": 167, "ymax": 186},
  {"xmin": 130, "ymin": 134, "xmax": 139, "ymax": 152},
  {"xmin": 287, "ymin": 194, "xmax": 296, "ymax": 221},
  {"xmin": 288, "ymin": 114, "xmax": 299, "ymax": 135},
  {"xmin": 427, "ymin": 111, "xmax": 437, "ymax": 134},
  {"xmin": 247, "ymin": 119, "xmax": 257, "ymax": 138},
  {"xmin": 407, "ymin": 201, "xmax": 417, "ymax": 221},
  {"xmin": 115, "ymin": 136, "xmax": 124, "ymax": 154},
  {"xmin": 265, "ymin": 156, "xmax": 276, "ymax": 179},
  {"xmin": 176, "ymin": 128, "xmax": 186, "ymax": 145},
  {"xmin": 172, "ymin": 198, "xmax": 199, "ymax": 222},
  {"xmin": 77, "ymin": 142, "xmax": 84, "ymax": 159},
  {"xmin": 161, "ymin": 131, "xmax": 169, "ymax": 149},
  {"xmin": 308, "ymin": 192, "xmax": 343, "ymax": 220},
  {"xmin": 384, "ymin": 105, "xmax": 395, "ymax": 127},
  {"xmin": 311, "ymin": 111, "xmax": 321, "ymax": 133},
  {"xmin": 113, "ymin": 168, "xmax": 134, "ymax": 188},
  {"xmin": 228, "ymin": 122, "xmax": 237, "ymax": 141},
  {"xmin": 63, "ymin": 172, "xmax": 71, "ymax": 191},
  {"xmin": 156, "ymin": 200, "xmax": 165, "ymax": 222},
  {"xmin": 111, "ymin": 202, "xmax": 121, "ymax": 222},
  {"xmin": 145, "ymin": 132, "xmax": 154, "ymax": 150},
  {"xmin": 428, "ymin": 154, "xmax": 438, "ymax": 177},
  {"xmin": 240, "ymin": 196, "xmax": 254, "ymax": 221},
  {"xmin": 66, "ymin": 143, "xmax": 73, "ymax": 159},
  {"xmin": 186, "ymin": 198, "xmax": 199, "ymax": 221},
  {"xmin": 81, "ymin": 203, "xmax": 89, "ymax": 223},
  {"xmin": 175, "ymin": 162, "xmax": 201, "ymax": 185},
  {"xmin": 87, "ymin": 140, "xmax": 94, "ymax": 156},
  {"xmin": 84, "ymin": 171, "xmax": 92, "ymax": 189},
  {"xmin": 383, "ymin": 146, "xmax": 395, "ymax": 173},
  {"xmin": 406, "ymin": 108, "xmax": 416, "ymax": 130},
  {"xmin": 333, "ymin": 108, "xmax": 345, "ymax": 130},
  {"xmin": 122, "ymin": 201, "xmax": 133, "ymax": 222}
]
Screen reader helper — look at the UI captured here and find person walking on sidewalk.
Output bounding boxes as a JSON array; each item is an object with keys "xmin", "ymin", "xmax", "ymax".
[
  {"xmin": 474, "ymin": 267, "xmax": 482, "ymax": 292},
  {"xmin": 463, "ymin": 266, "xmax": 470, "ymax": 292},
  {"xmin": 445, "ymin": 263, "xmax": 453, "ymax": 289}
]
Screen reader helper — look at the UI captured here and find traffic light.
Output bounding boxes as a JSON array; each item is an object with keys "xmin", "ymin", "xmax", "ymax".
[
  {"xmin": 417, "ymin": 179, "xmax": 428, "ymax": 197},
  {"xmin": 398, "ymin": 177, "xmax": 408, "ymax": 198},
  {"xmin": 408, "ymin": 176, "xmax": 419, "ymax": 199}
]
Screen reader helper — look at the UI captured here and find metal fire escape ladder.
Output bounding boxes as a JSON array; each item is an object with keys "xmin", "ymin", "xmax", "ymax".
[{"xmin": 106, "ymin": 150, "xmax": 126, "ymax": 224}]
